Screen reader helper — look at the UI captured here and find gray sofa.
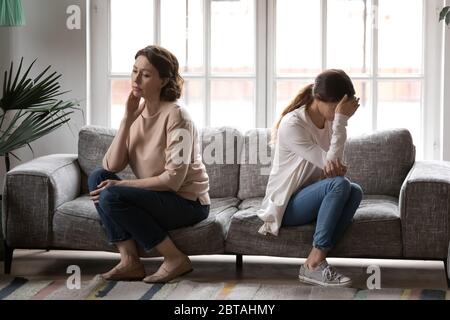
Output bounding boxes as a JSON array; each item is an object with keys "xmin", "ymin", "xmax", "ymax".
[{"xmin": 2, "ymin": 126, "xmax": 450, "ymax": 286}]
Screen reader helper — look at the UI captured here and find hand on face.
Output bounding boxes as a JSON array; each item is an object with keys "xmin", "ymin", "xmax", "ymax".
[
  {"xmin": 323, "ymin": 159, "xmax": 347, "ymax": 178},
  {"xmin": 335, "ymin": 95, "xmax": 360, "ymax": 118},
  {"xmin": 124, "ymin": 91, "xmax": 146, "ymax": 123}
]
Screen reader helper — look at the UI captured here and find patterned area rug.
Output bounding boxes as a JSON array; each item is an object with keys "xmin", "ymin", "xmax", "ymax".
[{"xmin": 0, "ymin": 275, "xmax": 449, "ymax": 300}]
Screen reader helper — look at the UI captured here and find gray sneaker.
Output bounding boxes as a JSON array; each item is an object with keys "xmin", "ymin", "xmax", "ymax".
[{"xmin": 298, "ymin": 261, "xmax": 352, "ymax": 288}]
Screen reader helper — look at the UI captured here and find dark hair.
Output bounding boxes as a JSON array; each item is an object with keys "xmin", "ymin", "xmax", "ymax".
[
  {"xmin": 272, "ymin": 69, "xmax": 355, "ymax": 143},
  {"xmin": 135, "ymin": 45, "xmax": 184, "ymax": 102}
]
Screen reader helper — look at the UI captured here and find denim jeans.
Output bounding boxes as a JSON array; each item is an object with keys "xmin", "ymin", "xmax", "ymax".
[
  {"xmin": 88, "ymin": 168, "xmax": 210, "ymax": 251},
  {"xmin": 282, "ymin": 176, "xmax": 363, "ymax": 251}
]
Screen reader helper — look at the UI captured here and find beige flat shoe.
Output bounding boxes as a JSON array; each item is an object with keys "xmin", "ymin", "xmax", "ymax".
[
  {"xmin": 143, "ymin": 259, "xmax": 193, "ymax": 283},
  {"xmin": 101, "ymin": 263, "xmax": 146, "ymax": 281}
]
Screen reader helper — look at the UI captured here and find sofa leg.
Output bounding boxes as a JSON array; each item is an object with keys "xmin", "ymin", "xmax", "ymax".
[
  {"xmin": 444, "ymin": 259, "xmax": 450, "ymax": 288},
  {"xmin": 4, "ymin": 241, "xmax": 14, "ymax": 275},
  {"xmin": 236, "ymin": 254, "xmax": 243, "ymax": 272}
]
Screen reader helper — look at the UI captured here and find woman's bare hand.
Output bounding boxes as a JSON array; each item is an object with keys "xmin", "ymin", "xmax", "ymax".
[
  {"xmin": 323, "ymin": 159, "xmax": 347, "ymax": 178},
  {"xmin": 124, "ymin": 91, "xmax": 146, "ymax": 124},
  {"xmin": 335, "ymin": 95, "xmax": 360, "ymax": 118},
  {"xmin": 89, "ymin": 180, "xmax": 122, "ymax": 204}
]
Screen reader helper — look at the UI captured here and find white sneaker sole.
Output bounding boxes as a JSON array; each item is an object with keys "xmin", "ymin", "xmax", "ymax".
[{"xmin": 298, "ymin": 275, "xmax": 353, "ymax": 288}]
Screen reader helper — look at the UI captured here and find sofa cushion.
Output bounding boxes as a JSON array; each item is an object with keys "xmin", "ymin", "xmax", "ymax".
[
  {"xmin": 78, "ymin": 126, "xmax": 136, "ymax": 194},
  {"xmin": 52, "ymin": 196, "xmax": 240, "ymax": 255},
  {"xmin": 237, "ymin": 129, "xmax": 273, "ymax": 200},
  {"xmin": 200, "ymin": 127, "xmax": 243, "ymax": 198},
  {"xmin": 237, "ymin": 129, "xmax": 415, "ymax": 200},
  {"xmin": 78, "ymin": 126, "xmax": 243, "ymax": 198},
  {"xmin": 344, "ymin": 129, "xmax": 415, "ymax": 197},
  {"xmin": 225, "ymin": 196, "xmax": 402, "ymax": 258}
]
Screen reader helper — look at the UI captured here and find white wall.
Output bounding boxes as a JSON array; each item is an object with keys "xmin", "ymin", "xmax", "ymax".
[{"xmin": 0, "ymin": 0, "xmax": 87, "ymax": 187}]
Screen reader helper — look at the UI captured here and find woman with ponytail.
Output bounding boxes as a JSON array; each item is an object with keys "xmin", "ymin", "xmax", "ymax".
[
  {"xmin": 259, "ymin": 69, "xmax": 362, "ymax": 287},
  {"xmin": 88, "ymin": 45, "xmax": 210, "ymax": 283}
]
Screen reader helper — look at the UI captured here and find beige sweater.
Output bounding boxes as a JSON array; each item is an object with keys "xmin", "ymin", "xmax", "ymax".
[
  {"xmin": 103, "ymin": 104, "xmax": 211, "ymax": 205},
  {"xmin": 258, "ymin": 106, "xmax": 349, "ymax": 236}
]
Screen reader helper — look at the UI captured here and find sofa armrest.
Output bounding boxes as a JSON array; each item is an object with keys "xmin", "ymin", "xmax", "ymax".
[
  {"xmin": 399, "ymin": 161, "xmax": 450, "ymax": 259},
  {"xmin": 2, "ymin": 154, "xmax": 81, "ymax": 248}
]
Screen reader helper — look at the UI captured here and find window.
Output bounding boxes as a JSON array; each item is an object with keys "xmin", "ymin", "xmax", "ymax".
[
  {"xmin": 98, "ymin": 0, "xmax": 437, "ymax": 159},
  {"xmin": 110, "ymin": 0, "xmax": 154, "ymax": 128},
  {"xmin": 376, "ymin": 0, "xmax": 424, "ymax": 156},
  {"xmin": 273, "ymin": 0, "xmax": 424, "ymax": 157},
  {"xmin": 109, "ymin": 0, "xmax": 256, "ymax": 132}
]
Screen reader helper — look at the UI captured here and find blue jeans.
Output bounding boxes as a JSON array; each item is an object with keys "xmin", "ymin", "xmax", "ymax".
[
  {"xmin": 88, "ymin": 168, "xmax": 210, "ymax": 251},
  {"xmin": 282, "ymin": 176, "xmax": 363, "ymax": 252}
]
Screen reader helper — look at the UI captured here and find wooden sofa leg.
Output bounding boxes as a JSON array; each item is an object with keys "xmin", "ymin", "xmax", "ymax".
[
  {"xmin": 4, "ymin": 241, "xmax": 14, "ymax": 275},
  {"xmin": 236, "ymin": 254, "xmax": 243, "ymax": 272}
]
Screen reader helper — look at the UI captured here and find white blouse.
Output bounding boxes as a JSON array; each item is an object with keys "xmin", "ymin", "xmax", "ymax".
[{"xmin": 257, "ymin": 106, "xmax": 349, "ymax": 236}]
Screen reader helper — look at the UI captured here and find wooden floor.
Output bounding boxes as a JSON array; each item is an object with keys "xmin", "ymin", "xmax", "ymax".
[{"xmin": 1, "ymin": 249, "xmax": 448, "ymax": 290}]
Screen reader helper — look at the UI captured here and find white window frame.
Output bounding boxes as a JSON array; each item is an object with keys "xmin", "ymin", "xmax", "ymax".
[
  {"xmin": 157, "ymin": 0, "xmax": 263, "ymax": 128},
  {"xmin": 89, "ymin": 0, "xmax": 445, "ymax": 160},
  {"xmin": 425, "ymin": 0, "xmax": 446, "ymax": 160},
  {"xmin": 441, "ymin": 0, "xmax": 450, "ymax": 161},
  {"xmin": 268, "ymin": 0, "xmax": 440, "ymax": 160}
]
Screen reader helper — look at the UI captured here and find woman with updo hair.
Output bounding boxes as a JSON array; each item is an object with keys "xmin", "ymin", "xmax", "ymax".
[
  {"xmin": 259, "ymin": 69, "xmax": 362, "ymax": 287},
  {"xmin": 88, "ymin": 45, "xmax": 210, "ymax": 283}
]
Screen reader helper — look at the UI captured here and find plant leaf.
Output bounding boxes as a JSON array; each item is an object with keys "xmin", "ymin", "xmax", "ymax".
[
  {"xmin": 26, "ymin": 142, "xmax": 35, "ymax": 157},
  {"xmin": 8, "ymin": 151, "xmax": 21, "ymax": 162},
  {"xmin": 0, "ymin": 111, "xmax": 72, "ymax": 154},
  {"xmin": 10, "ymin": 58, "xmax": 23, "ymax": 92},
  {"xmin": 6, "ymin": 61, "xmax": 14, "ymax": 94},
  {"xmin": 0, "ymin": 59, "xmax": 80, "ymax": 155},
  {"xmin": 440, "ymin": 6, "xmax": 450, "ymax": 21},
  {"xmin": 15, "ymin": 58, "xmax": 36, "ymax": 90}
]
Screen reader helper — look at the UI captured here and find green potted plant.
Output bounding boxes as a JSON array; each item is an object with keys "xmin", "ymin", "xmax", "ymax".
[
  {"xmin": 0, "ymin": 58, "xmax": 80, "ymax": 260},
  {"xmin": 441, "ymin": 6, "xmax": 450, "ymax": 26}
]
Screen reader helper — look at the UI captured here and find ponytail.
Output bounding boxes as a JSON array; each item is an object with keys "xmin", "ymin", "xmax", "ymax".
[
  {"xmin": 271, "ymin": 69, "xmax": 355, "ymax": 145},
  {"xmin": 271, "ymin": 84, "xmax": 314, "ymax": 144}
]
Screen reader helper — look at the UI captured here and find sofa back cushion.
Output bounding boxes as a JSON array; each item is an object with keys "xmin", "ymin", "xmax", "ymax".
[
  {"xmin": 78, "ymin": 126, "xmax": 415, "ymax": 199},
  {"xmin": 200, "ymin": 127, "xmax": 243, "ymax": 198},
  {"xmin": 237, "ymin": 128, "xmax": 415, "ymax": 199},
  {"xmin": 78, "ymin": 126, "xmax": 136, "ymax": 193},
  {"xmin": 343, "ymin": 129, "xmax": 415, "ymax": 197},
  {"xmin": 78, "ymin": 126, "xmax": 243, "ymax": 198},
  {"xmin": 237, "ymin": 129, "xmax": 273, "ymax": 200}
]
